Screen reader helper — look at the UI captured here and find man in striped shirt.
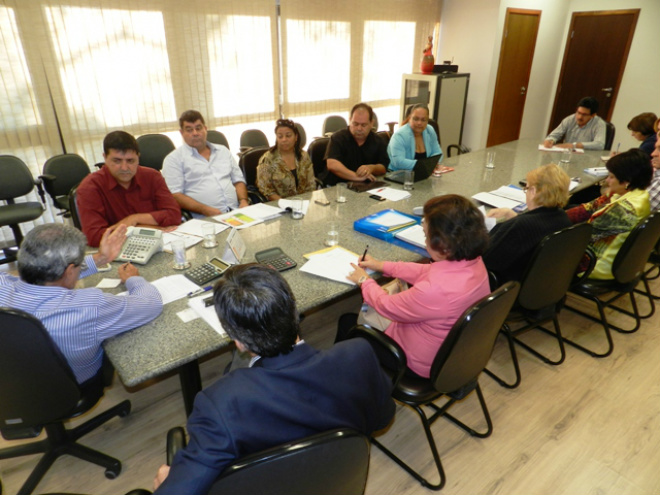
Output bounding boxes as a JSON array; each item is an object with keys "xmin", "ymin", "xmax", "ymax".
[{"xmin": 0, "ymin": 223, "xmax": 162, "ymax": 386}]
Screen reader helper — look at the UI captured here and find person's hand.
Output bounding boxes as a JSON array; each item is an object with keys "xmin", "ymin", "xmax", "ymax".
[
  {"xmin": 118, "ymin": 262, "xmax": 139, "ymax": 283},
  {"xmin": 487, "ymin": 208, "xmax": 517, "ymax": 220},
  {"xmin": 554, "ymin": 143, "xmax": 573, "ymax": 149},
  {"xmin": 356, "ymin": 164, "xmax": 372, "ymax": 177},
  {"xmin": 358, "ymin": 253, "xmax": 384, "ymax": 273},
  {"xmin": 347, "ymin": 263, "xmax": 369, "ymax": 285},
  {"xmin": 238, "ymin": 199, "xmax": 251, "ymax": 208},
  {"xmin": 116, "ymin": 214, "xmax": 141, "ymax": 227},
  {"xmin": 153, "ymin": 464, "xmax": 170, "ymax": 491},
  {"xmin": 543, "ymin": 139, "xmax": 554, "ymax": 148},
  {"xmin": 94, "ymin": 224, "xmax": 127, "ymax": 266}
]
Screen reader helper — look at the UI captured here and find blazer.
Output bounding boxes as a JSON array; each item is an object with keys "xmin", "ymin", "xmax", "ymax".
[{"xmin": 387, "ymin": 123, "xmax": 443, "ymax": 171}]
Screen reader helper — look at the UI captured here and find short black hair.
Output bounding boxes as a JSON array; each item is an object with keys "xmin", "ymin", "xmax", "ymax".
[
  {"xmin": 577, "ymin": 97, "xmax": 599, "ymax": 115},
  {"xmin": 350, "ymin": 102, "xmax": 374, "ymax": 122},
  {"xmin": 423, "ymin": 194, "xmax": 489, "ymax": 261},
  {"xmin": 179, "ymin": 110, "xmax": 206, "ymax": 128},
  {"xmin": 103, "ymin": 130, "xmax": 139, "ymax": 156},
  {"xmin": 213, "ymin": 263, "xmax": 299, "ymax": 357},
  {"xmin": 606, "ymin": 148, "xmax": 653, "ymax": 190}
]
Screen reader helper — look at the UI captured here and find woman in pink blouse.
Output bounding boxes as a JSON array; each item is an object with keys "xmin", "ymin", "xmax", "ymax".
[{"xmin": 344, "ymin": 195, "xmax": 491, "ymax": 378}]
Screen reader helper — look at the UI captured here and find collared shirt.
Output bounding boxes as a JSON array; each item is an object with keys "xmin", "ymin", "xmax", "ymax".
[
  {"xmin": 162, "ymin": 142, "xmax": 245, "ymax": 217},
  {"xmin": 77, "ymin": 165, "xmax": 182, "ymax": 247},
  {"xmin": 0, "ymin": 255, "xmax": 162, "ymax": 383},
  {"xmin": 546, "ymin": 114, "xmax": 607, "ymax": 150},
  {"xmin": 648, "ymin": 169, "xmax": 660, "ymax": 211},
  {"xmin": 324, "ymin": 129, "xmax": 390, "ymax": 186}
]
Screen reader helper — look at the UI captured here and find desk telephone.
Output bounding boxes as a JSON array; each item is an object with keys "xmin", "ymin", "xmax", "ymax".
[{"xmin": 116, "ymin": 227, "xmax": 163, "ymax": 265}]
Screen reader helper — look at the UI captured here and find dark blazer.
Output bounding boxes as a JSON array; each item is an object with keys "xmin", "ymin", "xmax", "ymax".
[
  {"xmin": 483, "ymin": 207, "xmax": 572, "ymax": 285},
  {"xmin": 155, "ymin": 339, "xmax": 395, "ymax": 495}
]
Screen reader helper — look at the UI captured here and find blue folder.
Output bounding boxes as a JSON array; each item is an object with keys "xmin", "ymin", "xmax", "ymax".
[{"xmin": 353, "ymin": 209, "xmax": 430, "ymax": 257}]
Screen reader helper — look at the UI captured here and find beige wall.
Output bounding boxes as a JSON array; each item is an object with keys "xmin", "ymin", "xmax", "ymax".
[{"xmin": 438, "ymin": 0, "xmax": 659, "ymax": 151}]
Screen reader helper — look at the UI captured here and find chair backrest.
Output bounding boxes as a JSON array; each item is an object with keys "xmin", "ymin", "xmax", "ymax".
[
  {"xmin": 372, "ymin": 112, "xmax": 379, "ymax": 132},
  {"xmin": 240, "ymin": 129, "xmax": 269, "ymax": 150},
  {"xmin": 447, "ymin": 144, "xmax": 469, "ymax": 157},
  {"xmin": 238, "ymin": 146, "xmax": 269, "ymax": 187},
  {"xmin": 42, "ymin": 153, "xmax": 90, "ymax": 198},
  {"xmin": 611, "ymin": 212, "xmax": 660, "ymax": 284},
  {"xmin": 68, "ymin": 184, "xmax": 82, "ymax": 230},
  {"xmin": 0, "ymin": 155, "xmax": 35, "ymax": 200},
  {"xmin": 0, "ymin": 307, "xmax": 82, "ymax": 430},
  {"xmin": 427, "ymin": 118, "xmax": 441, "ymax": 146},
  {"xmin": 322, "ymin": 115, "xmax": 347, "ymax": 136},
  {"xmin": 517, "ymin": 222, "xmax": 593, "ymax": 311},
  {"xmin": 136, "ymin": 134, "xmax": 175, "ymax": 171},
  {"xmin": 307, "ymin": 137, "xmax": 330, "ymax": 183},
  {"xmin": 208, "ymin": 429, "xmax": 370, "ymax": 495},
  {"xmin": 376, "ymin": 130, "xmax": 391, "ymax": 145},
  {"xmin": 207, "ymin": 130, "xmax": 230, "ymax": 149},
  {"xmin": 295, "ymin": 122, "xmax": 307, "ymax": 149},
  {"xmin": 604, "ymin": 121, "xmax": 615, "ymax": 151},
  {"xmin": 430, "ymin": 281, "xmax": 520, "ymax": 393}
]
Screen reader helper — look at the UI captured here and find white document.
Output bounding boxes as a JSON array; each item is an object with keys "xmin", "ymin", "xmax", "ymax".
[
  {"xmin": 96, "ymin": 278, "xmax": 122, "ymax": 289},
  {"xmin": 472, "ymin": 185, "xmax": 526, "ymax": 209},
  {"xmin": 175, "ymin": 219, "xmax": 229, "ymax": 237},
  {"xmin": 149, "ymin": 274, "xmax": 200, "ymax": 305},
  {"xmin": 188, "ymin": 295, "xmax": 227, "ymax": 337},
  {"xmin": 394, "ymin": 224, "xmax": 426, "ymax": 248},
  {"xmin": 300, "ymin": 246, "xmax": 370, "ymax": 286},
  {"xmin": 368, "ymin": 187, "xmax": 412, "ymax": 202},
  {"xmin": 538, "ymin": 144, "xmax": 584, "ymax": 154},
  {"xmin": 278, "ymin": 198, "xmax": 311, "ymax": 215},
  {"xmin": 213, "ymin": 203, "xmax": 284, "ymax": 229},
  {"xmin": 569, "ymin": 180, "xmax": 580, "ymax": 191},
  {"xmin": 584, "ymin": 167, "xmax": 608, "ymax": 177},
  {"xmin": 477, "ymin": 206, "xmax": 497, "ymax": 232},
  {"xmin": 162, "ymin": 232, "xmax": 203, "ymax": 252},
  {"xmin": 370, "ymin": 210, "xmax": 416, "ymax": 228}
]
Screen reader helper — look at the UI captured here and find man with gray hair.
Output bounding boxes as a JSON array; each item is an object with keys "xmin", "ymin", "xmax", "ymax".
[{"xmin": 0, "ymin": 223, "xmax": 162, "ymax": 385}]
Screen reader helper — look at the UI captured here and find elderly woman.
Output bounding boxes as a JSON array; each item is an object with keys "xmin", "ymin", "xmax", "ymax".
[
  {"xmin": 256, "ymin": 119, "xmax": 315, "ymax": 200},
  {"xmin": 484, "ymin": 164, "xmax": 573, "ymax": 285},
  {"xmin": 341, "ymin": 195, "xmax": 490, "ymax": 378},
  {"xmin": 626, "ymin": 112, "xmax": 657, "ymax": 157},
  {"xmin": 387, "ymin": 104, "xmax": 443, "ymax": 171},
  {"xmin": 567, "ymin": 149, "xmax": 652, "ymax": 279}
]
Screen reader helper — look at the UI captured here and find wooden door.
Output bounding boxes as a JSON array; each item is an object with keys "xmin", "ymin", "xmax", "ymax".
[
  {"xmin": 548, "ymin": 9, "xmax": 639, "ymax": 132},
  {"xmin": 487, "ymin": 8, "xmax": 541, "ymax": 147}
]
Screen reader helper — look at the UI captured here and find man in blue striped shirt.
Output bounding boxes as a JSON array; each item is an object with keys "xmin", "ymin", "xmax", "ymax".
[{"xmin": 0, "ymin": 223, "xmax": 162, "ymax": 385}]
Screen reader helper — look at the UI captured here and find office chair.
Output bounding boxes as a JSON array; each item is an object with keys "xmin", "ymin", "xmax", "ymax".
[
  {"xmin": 136, "ymin": 134, "xmax": 175, "ymax": 171},
  {"xmin": 322, "ymin": 115, "xmax": 347, "ymax": 136},
  {"xmin": 428, "ymin": 118, "xmax": 441, "ymax": 147},
  {"xmin": 238, "ymin": 147, "xmax": 268, "ymax": 204},
  {"xmin": 154, "ymin": 427, "xmax": 370, "ymax": 495},
  {"xmin": 484, "ymin": 223, "xmax": 594, "ymax": 389},
  {"xmin": 604, "ymin": 121, "xmax": 615, "ymax": 151},
  {"xmin": 350, "ymin": 282, "xmax": 519, "ymax": 490},
  {"xmin": 563, "ymin": 212, "xmax": 660, "ymax": 357},
  {"xmin": 446, "ymin": 144, "xmax": 470, "ymax": 157},
  {"xmin": 0, "ymin": 307, "xmax": 131, "ymax": 495},
  {"xmin": 376, "ymin": 130, "xmax": 391, "ymax": 145},
  {"xmin": 206, "ymin": 130, "xmax": 230, "ymax": 149},
  {"xmin": 307, "ymin": 137, "xmax": 330, "ymax": 186},
  {"xmin": 67, "ymin": 184, "xmax": 83, "ymax": 230},
  {"xmin": 38, "ymin": 154, "xmax": 90, "ymax": 215},
  {"xmin": 372, "ymin": 112, "xmax": 379, "ymax": 132},
  {"xmin": 239, "ymin": 129, "xmax": 269, "ymax": 154},
  {"xmin": 295, "ymin": 122, "xmax": 307, "ymax": 149},
  {"xmin": 0, "ymin": 155, "xmax": 46, "ymax": 264}
]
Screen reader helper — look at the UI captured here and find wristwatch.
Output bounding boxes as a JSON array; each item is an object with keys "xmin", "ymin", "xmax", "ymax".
[{"xmin": 357, "ymin": 275, "xmax": 368, "ymax": 286}]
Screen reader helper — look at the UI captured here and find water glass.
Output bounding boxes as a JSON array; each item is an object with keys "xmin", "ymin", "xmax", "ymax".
[
  {"xmin": 202, "ymin": 223, "xmax": 218, "ymax": 248},
  {"xmin": 485, "ymin": 151, "xmax": 496, "ymax": 169},
  {"xmin": 403, "ymin": 170, "xmax": 414, "ymax": 190},
  {"xmin": 559, "ymin": 148, "xmax": 571, "ymax": 167},
  {"xmin": 336, "ymin": 183, "xmax": 347, "ymax": 203},
  {"xmin": 291, "ymin": 198, "xmax": 304, "ymax": 219},
  {"xmin": 171, "ymin": 238, "xmax": 190, "ymax": 270},
  {"xmin": 325, "ymin": 223, "xmax": 339, "ymax": 246}
]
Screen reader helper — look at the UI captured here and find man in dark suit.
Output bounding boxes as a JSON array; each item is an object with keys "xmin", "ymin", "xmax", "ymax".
[{"xmin": 153, "ymin": 263, "xmax": 395, "ymax": 495}]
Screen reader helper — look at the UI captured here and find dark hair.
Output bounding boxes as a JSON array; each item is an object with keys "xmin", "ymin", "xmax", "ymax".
[
  {"xmin": 103, "ymin": 130, "xmax": 139, "ymax": 156},
  {"xmin": 18, "ymin": 223, "xmax": 86, "ymax": 285},
  {"xmin": 213, "ymin": 263, "xmax": 299, "ymax": 357},
  {"xmin": 606, "ymin": 148, "xmax": 653, "ymax": 190},
  {"xmin": 271, "ymin": 118, "xmax": 302, "ymax": 161},
  {"xmin": 422, "ymin": 195, "xmax": 489, "ymax": 261},
  {"xmin": 179, "ymin": 110, "xmax": 206, "ymax": 128},
  {"xmin": 577, "ymin": 97, "xmax": 599, "ymax": 115},
  {"xmin": 350, "ymin": 102, "xmax": 374, "ymax": 122},
  {"xmin": 627, "ymin": 112, "xmax": 657, "ymax": 136}
]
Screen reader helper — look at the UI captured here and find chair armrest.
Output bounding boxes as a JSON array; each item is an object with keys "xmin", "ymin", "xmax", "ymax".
[
  {"xmin": 347, "ymin": 325, "xmax": 407, "ymax": 387},
  {"xmin": 246, "ymin": 186, "xmax": 266, "ymax": 205},
  {"xmin": 181, "ymin": 209, "xmax": 193, "ymax": 221},
  {"xmin": 124, "ymin": 490, "xmax": 152, "ymax": 495},
  {"xmin": 33, "ymin": 177, "xmax": 47, "ymax": 205},
  {"xmin": 571, "ymin": 246, "xmax": 597, "ymax": 286},
  {"xmin": 167, "ymin": 426, "xmax": 187, "ymax": 466}
]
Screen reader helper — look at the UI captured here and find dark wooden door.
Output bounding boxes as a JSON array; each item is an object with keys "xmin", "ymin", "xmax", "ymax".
[
  {"xmin": 487, "ymin": 8, "xmax": 541, "ymax": 147},
  {"xmin": 548, "ymin": 9, "xmax": 639, "ymax": 132}
]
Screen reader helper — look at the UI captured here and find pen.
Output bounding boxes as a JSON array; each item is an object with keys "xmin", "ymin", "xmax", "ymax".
[
  {"xmin": 616, "ymin": 143, "xmax": 620, "ymax": 153},
  {"xmin": 361, "ymin": 244, "xmax": 369, "ymax": 262},
  {"xmin": 188, "ymin": 285, "xmax": 212, "ymax": 298}
]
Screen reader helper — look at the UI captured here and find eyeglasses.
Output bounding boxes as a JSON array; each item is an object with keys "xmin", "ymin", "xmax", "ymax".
[{"xmin": 276, "ymin": 119, "xmax": 295, "ymax": 129}]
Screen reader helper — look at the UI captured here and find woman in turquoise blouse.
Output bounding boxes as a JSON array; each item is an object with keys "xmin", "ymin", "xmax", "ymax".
[{"xmin": 387, "ymin": 104, "xmax": 443, "ymax": 171}]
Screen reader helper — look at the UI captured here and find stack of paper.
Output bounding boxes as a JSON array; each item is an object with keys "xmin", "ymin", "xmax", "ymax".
[
  {"xmin": 163, "ymin": 220, "xmax": 229, "ymax": 252},
  {"xmin": 538, "ymin": 144, "xmax": 585, "ymax": 154},
  {"xmin": 300, "ymin": 246, "xmax": 371, "ymax": 285},
  {"xmin": 394, "ymin": 224, "xmax": 426, "ymax": 249},
  {"xmin": 188, "ymin": 295, "xmax": 227, "ymax": 337},
  {"xmin": 368, "ymin": 187, "xmax": 412, "ymax": 202},
  {"xmin": 584, "ymin": 167, "xmax": 608, "ymax": 177},
  {"xmin": 472, "ymin": 185, "xmax": 526, "ymax": 209},
  {"xmin": 213, "ymin": 203, "xmax": 285, "ymax": 229}
]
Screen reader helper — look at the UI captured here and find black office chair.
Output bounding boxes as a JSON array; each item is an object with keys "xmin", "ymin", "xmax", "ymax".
[
  {"xmin": 484, "ymin": 223, "xmax": 594, "ymax": 389},
  {"xmin": 604, "ymin": 121, "xmax": 616, "ymax": 151},
  {"xmin": 376, "ymin": 130, "xmax": 391, "ymax": 145},
  {"xmin": 636, "ymin": 237, "xmax": 660, "ymax": 305},
  {"xmin": 307, "ymin": 137, "xmax": 330, "ymax": 185},
  {"xmin": 38, "ymin": 154, "xmax": 90, "ymax": 215},
  {"xmin": 428, "ymin": 118, "xmax": 441, "ymax": 147},
  {"xmin": 0, "ymin": 155, "xmax": 46, "ymax": 264},
  {"xmin": 238, "ymin": 147, "xmax": 268, "ymax": 204},
  {"xmin": 206, "ymin": 130, "xmax": 230, "ymax": 149},
  {"xmin": 0, "ymin": 307, "xmax": 131, "ymax": 495},
  {"xmin": 371, "ymin": 112, "xmax": 379, "ymax": 132},
  {"xmin": 239, "ymin": 129, "xmax": 269, "ymax": 154},
  {"xmin": 322, "ymin": 115, "xmax": 347, "ymax": 136},
  {"xmin": 136, "ymin": 134, "xmax": 175, "ymax": 171},
  {"xmin": 351, "ymin": 282, "xmax": 520, "ymax": 490},
  {"xmin": 564, "ymin": 212, "xmax": 660, "ymax": 357},
  {"xmin": 295, "ymin": 122, "xmax": 307, "ymax": 149},
  {"xmin": 153, "ymin": 427, "xmax": 370, "ymax": 495},
  {"xmin": 446, "ymin": 144, "xmax": 470, "ymax": 157},
  {"xmin": 68, "ymin": 184, "xmax": 83, "ymax": 230}
]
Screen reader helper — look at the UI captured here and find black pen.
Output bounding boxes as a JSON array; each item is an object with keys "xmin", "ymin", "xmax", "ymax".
[{"xmin": 361, "ymin": 245, "xmax": 369, "ymax": 262}]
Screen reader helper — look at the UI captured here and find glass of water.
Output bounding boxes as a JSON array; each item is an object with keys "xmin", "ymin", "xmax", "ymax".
[
  {"xmin": 291, "ymin": 198, "xmax": 304, "ymax": 219},
  {"xmin": 325, "ymin": 223, "xmax": 339, "ymax": 246},
  {"xmin": 485, "ymin": 151, "xmax": 496, "ymax": 169},
  {"xmin": 403, "ymin": 170, "xmax": 414, "ymax": 190}
]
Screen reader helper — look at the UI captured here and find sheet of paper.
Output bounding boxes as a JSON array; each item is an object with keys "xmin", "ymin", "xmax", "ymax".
[
  {"xmin": 491, "ymin": 185, "xmax": 526, "ymax": 203},
  {"xmin": 369, "ymin": 210, "xmax": 416, "ymax": 228},
  {"xmin": 174, "ymin": 219, "xmax": 228, "ymax": 237},
  {"xmin": 394, "ymin": 224, "xmax": 426, "ymax": 248},
  {"xmin": 477, "ymin": 206, "xmax": 497, "ymax": 232},
  {"xmin": 569, "ymin": 180, "xmax": 580, "ymax": 191},
  {"xmin": 150, "ymin": 274, "xmax": 200, "ymax": 305},
  {"xmin": 177, "ymin": 307, "xmax": 200, "ymax": 323},
  {"xmin": 96, "ymin": 278, "xmax": 121, "ymax": 288},
  {"xmin": 188, "ymin": 295, "xmax": 227, "ymax": 337},
  {"xmin": 472, "ymin": 192, "xmax": 522, "ymax": 209},
  {"xmin": 369, "ymin": 187, "xmax": 412, "ymax": 202},
  {"xmin": 300, "ymin": 246, "xmax": 372, "ymax": 286},
  {"xmin": 538, "ymin": 144, "xmax": 584, "ymax": 154},
  {"xmin": 213, "ymin": 203, "xmax": 284, "ymax": 229},
  {"xmin": 278, "ymin": 198, "xmax": 311, "ymax": 215},
  {"xmin": 162, "ymin": 232, "xmax": 203, "ymax": 252}
]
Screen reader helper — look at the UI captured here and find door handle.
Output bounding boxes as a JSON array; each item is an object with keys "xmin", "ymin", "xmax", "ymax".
[
  {"xmin": 520, "ymin": 86, "xmax": 526, "ymax": 95},
  {"xmin": 601, "ymin": 87, "xmax": 613, "ymax": 91}
]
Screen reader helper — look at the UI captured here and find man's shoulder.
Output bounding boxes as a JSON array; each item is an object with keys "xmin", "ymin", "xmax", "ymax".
[{"xmin": 78, "ymin": 167, "xmax": 107, "ymax": 191}]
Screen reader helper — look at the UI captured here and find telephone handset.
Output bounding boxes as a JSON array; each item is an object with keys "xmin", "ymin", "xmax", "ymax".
[{"xmin": 116, "ymin": 227, "xmax": 163, "ymax": 265}]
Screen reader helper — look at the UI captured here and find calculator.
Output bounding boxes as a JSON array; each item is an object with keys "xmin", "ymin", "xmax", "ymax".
[
  {"xmin": 255, "ymin": 247, "xmax": 297, "ymax": 272},
  {"xmin": 185, "ymin": 257, "xmax": 232, "ymax": 286}
]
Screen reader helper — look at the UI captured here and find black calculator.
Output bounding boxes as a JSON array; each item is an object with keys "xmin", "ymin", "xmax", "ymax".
[
  {"xmin": 185, "ymin": 257, "xmax": 232, "ymax": 286},
  {"xmin": 255, "ymin": 247, "xmax": 297, "ymax": 272}
]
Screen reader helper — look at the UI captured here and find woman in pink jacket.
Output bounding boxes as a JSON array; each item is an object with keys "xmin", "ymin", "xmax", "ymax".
[{"xmin": 344, "ymin": 195, "xmax": 491, "ymax": 378}]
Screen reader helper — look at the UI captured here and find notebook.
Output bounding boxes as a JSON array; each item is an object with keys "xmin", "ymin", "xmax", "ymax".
[
  {"xmin": 384, "ymin": 154, "xmax": 441, "ymax": 184},
  {"xmin": 347, "ymin": 180, "xmax": 387, "ymax": 193}
]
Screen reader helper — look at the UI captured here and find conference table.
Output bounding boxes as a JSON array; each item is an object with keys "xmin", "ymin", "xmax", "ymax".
[{"xmin": 82, "ymin": 138, "xmax": 605, "ymax": 415}]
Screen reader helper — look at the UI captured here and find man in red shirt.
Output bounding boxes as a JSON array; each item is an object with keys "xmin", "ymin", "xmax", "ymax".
[{"xmin": 77, "ymin": 131, "xmax": 181, "ymax": 246}]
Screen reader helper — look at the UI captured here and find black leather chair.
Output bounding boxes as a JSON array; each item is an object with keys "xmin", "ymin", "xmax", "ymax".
[
  {"xmin": 0, "ymin": 155, "xmax": 46, "ymax": 264},
  {"xmin": 376, "ymin": 130, "xmax": 391, "ymax": 145},
  {"xmin": 0, "ymin": 307, "xmax": 131, "ymax": 495},
  {"xmin": 446, "ymin": 144, "xmax": 470, "ymax": 157},
  {"xmin": 295, "ymin": 122, "xmax": 307, "ymax": 149},
  {"xmin": 237, "ymin": 147, "xmax": 268, "ymax": 204},
  {"xmin": 484, "ymin": 223, "xmax": 594, "ymax": 389},
  {"xmin": 637, "ymin": 237, "xmax": 660, "ymax": 304},
  {"xmin": 152, "ymin": 427, "xmax": 370, "ymax": 495},
  {"xmin": 136, "ymin": 134, "xmax": 175, "ymax": 171},
  {"xmin": 428, "ymin": 118, "xmax": 441, "ymax": 146},
  {"xmin": 604, "ymin": 121, "xmax": 616, "ymax": 151},
  {"xmin": 38, "ymin": 154, "xmax": 90, "ymax": 215},
  {"xmin": 321, "ymin": 115, "xmax": 347, "ymax": 136},
  {"xmin": 351, "ymin": 281, "xmax": 520, "ymax": 491},
  {"xmin": 564, "ymin": 212, "xmax": 660, "ymax": 357},
  {"xmin": 68, "ymin": 184, "xmax": 83, "ymax": 230},
  {"xmin": 307, "ymin": 137, "xmax": 330, "ymax": 185},
  {"xmin": 206, "ymin": 130, "xmax": 230, "ymax": 149},
  {"xmin": 239, "ymin": 129, "xmax": 269, "ymax": 154}
]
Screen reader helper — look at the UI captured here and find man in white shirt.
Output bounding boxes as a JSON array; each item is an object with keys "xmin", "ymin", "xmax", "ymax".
[
  {"xmin": 543, "ymin": 96, "xmax": 607, "ymax": 151},
  {"xmin": 163, "ymin": 110, "xmax": 250, "ymax": 217}
]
